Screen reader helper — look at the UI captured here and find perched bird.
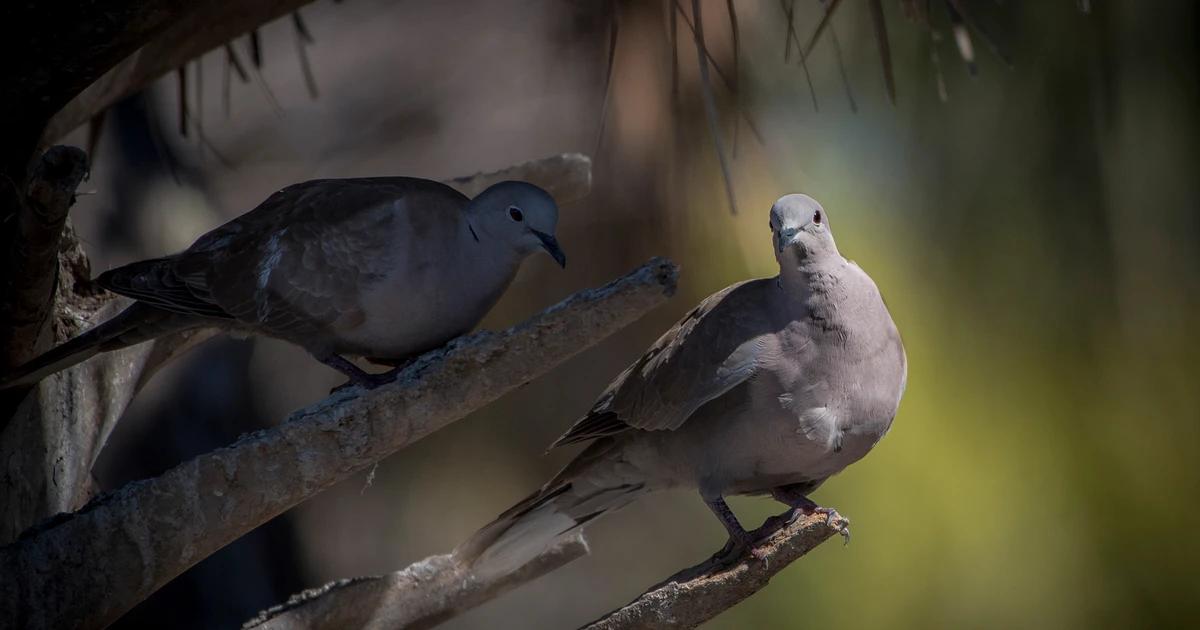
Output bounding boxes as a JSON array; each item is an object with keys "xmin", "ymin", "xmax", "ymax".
[
  {"xmin": 1, "ymin": 178, "xmax": 566, "ymax": 391},
  {"xmin": 459, "ymin": 194, "xmax": 906, "ymax": 575}
]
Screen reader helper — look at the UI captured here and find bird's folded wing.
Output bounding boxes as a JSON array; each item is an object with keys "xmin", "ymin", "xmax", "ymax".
[
  {"xmin": 552, "ymin": 279, "xmax": 774, "ymax": 448},
  {"xmin": 193, "ymin": 178, "xmax": 467, "ymax": 341}
]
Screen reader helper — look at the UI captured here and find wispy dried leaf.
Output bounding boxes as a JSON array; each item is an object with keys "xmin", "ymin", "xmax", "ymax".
[
  {"xmin": 594, "ymin": 4, "xmax": 620, "ymax": 157},
  {"xmin": 867, "ymin": 0, "xmax": 897, "ymax": 104},
  {"xmin": 691, "ymin": 0, "xmax": 738, "ymax": 214}
]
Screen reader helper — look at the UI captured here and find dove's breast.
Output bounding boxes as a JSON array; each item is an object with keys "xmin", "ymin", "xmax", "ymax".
[{"xmin": 329, "ymin": 216, "xmax": 521, "ymax": 359}]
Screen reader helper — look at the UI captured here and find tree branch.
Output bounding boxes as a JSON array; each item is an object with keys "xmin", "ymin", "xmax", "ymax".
[
  {"xmin": 0, "ymin": 146, "xmax": 89, "ymax": 371},
  {"xmin": 0, "ymin": 258, "xmax": 678, "ymax": 630},
  {"xmin": 245, "ymin": 535, "xmax": 589, "ymax": 630},
  {"xmin": 447, "ymin": 153, "xmax": 593, "ymax": 204},
  {"xmin": 581, "ymin": 511, "xmax": 850, "ymax": 629}
]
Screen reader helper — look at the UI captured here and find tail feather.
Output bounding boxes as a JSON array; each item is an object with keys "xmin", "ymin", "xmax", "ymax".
[
  {"xmin": 456, "ymin": 474, "xmax": 644, "ymax": 579},
  {"xmin": 0, "ymin": 302, "xmax": 196, "ymax": 390}
]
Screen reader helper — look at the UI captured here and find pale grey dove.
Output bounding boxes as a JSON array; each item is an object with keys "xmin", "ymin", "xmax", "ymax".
[
  {"xmin": 1, "ymin": 178, "xmax": 565, "ymax": 391},
  {"xmin": 459, "ymin": 194, "xmax": 906, "ymax": 574}
]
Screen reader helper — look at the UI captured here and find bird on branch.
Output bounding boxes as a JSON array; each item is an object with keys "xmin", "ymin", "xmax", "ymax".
[
  {"xmin": 1, "ymin": 178, "xmax": 566, "ymax": 391},
  {"xmin": 458, "ymin": 194, "xmax": 906, "ymax": 574}
]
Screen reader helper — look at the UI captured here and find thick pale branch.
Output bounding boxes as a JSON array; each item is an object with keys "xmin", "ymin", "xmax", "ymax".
[
  {"xmin": 246, "ymin": 535, "xmax": 589, "ymax": 630},
  {"xmin": 0, "ymin": 222, "xmax": 217, "ymax": 544},
  {"xmin": 41, "ymin": 0, "xmax": 321, "ymax": 145},
  {"xmin": 581, "ymin": 511, "xmax": 850, "ymax": 629},
  {"xmin": 0, "ymin": 258, "xmax": 677, "ymax": 630},
  {"xmin": 448, "ymin": 153, "xmax": 593, "ymax": 203}
]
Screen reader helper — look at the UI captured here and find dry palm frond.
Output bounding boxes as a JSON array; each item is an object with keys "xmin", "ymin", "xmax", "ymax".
[
  {"xmin": 594, "ymin": 3, "xmax": 620, "ymax": 157},
  {"xmin": 293, "ymin": 11, "xmax": 320, "ymax": 99},
  {"xmin": 867, "ymin": 0, "xmax": 897, "ymax": 104},
  {"xmin": 691, "ymin": 0, "xmax": 738, "ymax": 214}
]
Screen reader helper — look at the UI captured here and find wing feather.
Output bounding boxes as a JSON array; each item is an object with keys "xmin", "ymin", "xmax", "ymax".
[{"xmin": 552, "ymin": 279, "xmax": 776, "ymax": 448}]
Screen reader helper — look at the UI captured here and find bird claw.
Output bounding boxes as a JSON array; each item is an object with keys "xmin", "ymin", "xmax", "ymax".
[
  {"xmin": 811, "ymin": 507, "xmax": 851, "ymax": 545},
  {"xmin": 328, "ymin": 368, "xmax": 400, "ymax": 394}
]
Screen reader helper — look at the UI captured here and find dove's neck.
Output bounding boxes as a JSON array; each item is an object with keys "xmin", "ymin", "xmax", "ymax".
[{"xmin": 777, "ymin": 255, "xmax": 847, "ymax": 314}]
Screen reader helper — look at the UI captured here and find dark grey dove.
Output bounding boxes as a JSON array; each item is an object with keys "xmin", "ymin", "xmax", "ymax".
[
  {"xmin": 1, "ymin": 178, "xmax": 566, "ymax": 391},
  {"xmin": 458, "ymin": 194, "xmax": 906, "ymax": 575}
]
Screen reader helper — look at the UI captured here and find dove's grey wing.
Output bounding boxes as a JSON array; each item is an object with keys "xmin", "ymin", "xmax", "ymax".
[
  {"xmin": 552, "ymin": 279, "xmax": 780, "ymax": 448},
  {"xmin": 179, "ymin": 178, "xmax": 469, "ymax": 348}
]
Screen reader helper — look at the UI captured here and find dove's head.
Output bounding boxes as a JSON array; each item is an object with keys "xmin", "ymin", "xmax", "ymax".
[
  {"xmin": 769, "ymin": 193, "xmax": 838, "ymax": 267},
  {"xmin": 469, "ymin": 181, "xmax": 566, "ymax": 268}
]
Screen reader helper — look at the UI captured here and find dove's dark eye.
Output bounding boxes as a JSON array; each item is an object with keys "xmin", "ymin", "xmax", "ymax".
[
  {"xmin": 509, "ymin": 207, "xmax": 524, "ymax": 222},
  {"xmin": 812, "ymin": 210, "xmax": 822, "ymax": 224}
]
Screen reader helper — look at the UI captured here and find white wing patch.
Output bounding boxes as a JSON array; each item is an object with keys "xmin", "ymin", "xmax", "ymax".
[
  {"xmin": 256, "ymin": 228, "xmax": 287, "ymax": 319},
  {"xmin": 796, "ymin": 406, "xmax": 841, "ymax": 452}
]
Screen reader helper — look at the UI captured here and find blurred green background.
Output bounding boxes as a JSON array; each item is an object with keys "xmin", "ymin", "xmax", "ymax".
[{"xmin": 69, "ymin": 0, "xmax": 1198, "ymax": 627}]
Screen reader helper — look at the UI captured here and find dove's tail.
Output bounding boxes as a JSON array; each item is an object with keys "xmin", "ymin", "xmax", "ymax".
[
  {"xmin": 456, "ymin": 441, "xmax": 644, "ymax": 579},
  {"xmin": 0, "ymin": 302, "xmax": 198, "ymax": 390}
]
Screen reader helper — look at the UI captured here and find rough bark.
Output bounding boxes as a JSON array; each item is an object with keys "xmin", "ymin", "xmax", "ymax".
[
  {"xmin": 0, "ymin": 257, "xmax": 678, "ymax": 630},
  {"xmin": 245, "ymin": 535, "xmax": 589, "ymax": 630},
  {"xmin": 581, "ymin": 511, "xmax": 850, "ymax": 629},
  {"xmin": 0, "ymin": 146, "xmax": 218, "ymax": 544},
  {"xmin": 0, "ymin": 146, "xmax": 91, "ymax": 371}
]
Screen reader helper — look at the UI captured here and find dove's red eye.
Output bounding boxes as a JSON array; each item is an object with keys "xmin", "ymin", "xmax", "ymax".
[{"xmin": 813, "ymin": 210, "xmax": 822, "ymax": 224}]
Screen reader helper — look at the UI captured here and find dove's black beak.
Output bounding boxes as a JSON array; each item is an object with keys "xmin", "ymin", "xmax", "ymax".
[{"xmin": 533, "ymin": 230, "xmax": 567, "ymax": 268}]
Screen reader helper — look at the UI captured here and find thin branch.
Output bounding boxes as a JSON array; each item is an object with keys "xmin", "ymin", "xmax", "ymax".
[
  {"xmin": 691, "ymin": 0, "xmax": 738, "ymax": 214},
  {"xmin": 581, "ymin": 511, "xmax": 850, "ymax": 629},
  {"xmin": 0, "ymin": 258, "xmax": 678, "ymax": 630},
  {"xmin": 246, "ymin": 535, "xmax": 589, "ymax": 630}
]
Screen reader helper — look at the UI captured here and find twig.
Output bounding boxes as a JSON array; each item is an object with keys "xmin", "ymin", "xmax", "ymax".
[
  {"xmin": 581, "ymin": 511, "xmax": 849, "ymax": 629},
  {"xmin": 690, "ymin": 0, "xmax": 738, "ymax": 214},
  {"xmin": 0, "ymin": 258, "xmax": 678, "ymax": 630},
  {"xmin": 245, "ymin": 535, "xmax": 589, "ymax": 630}
]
